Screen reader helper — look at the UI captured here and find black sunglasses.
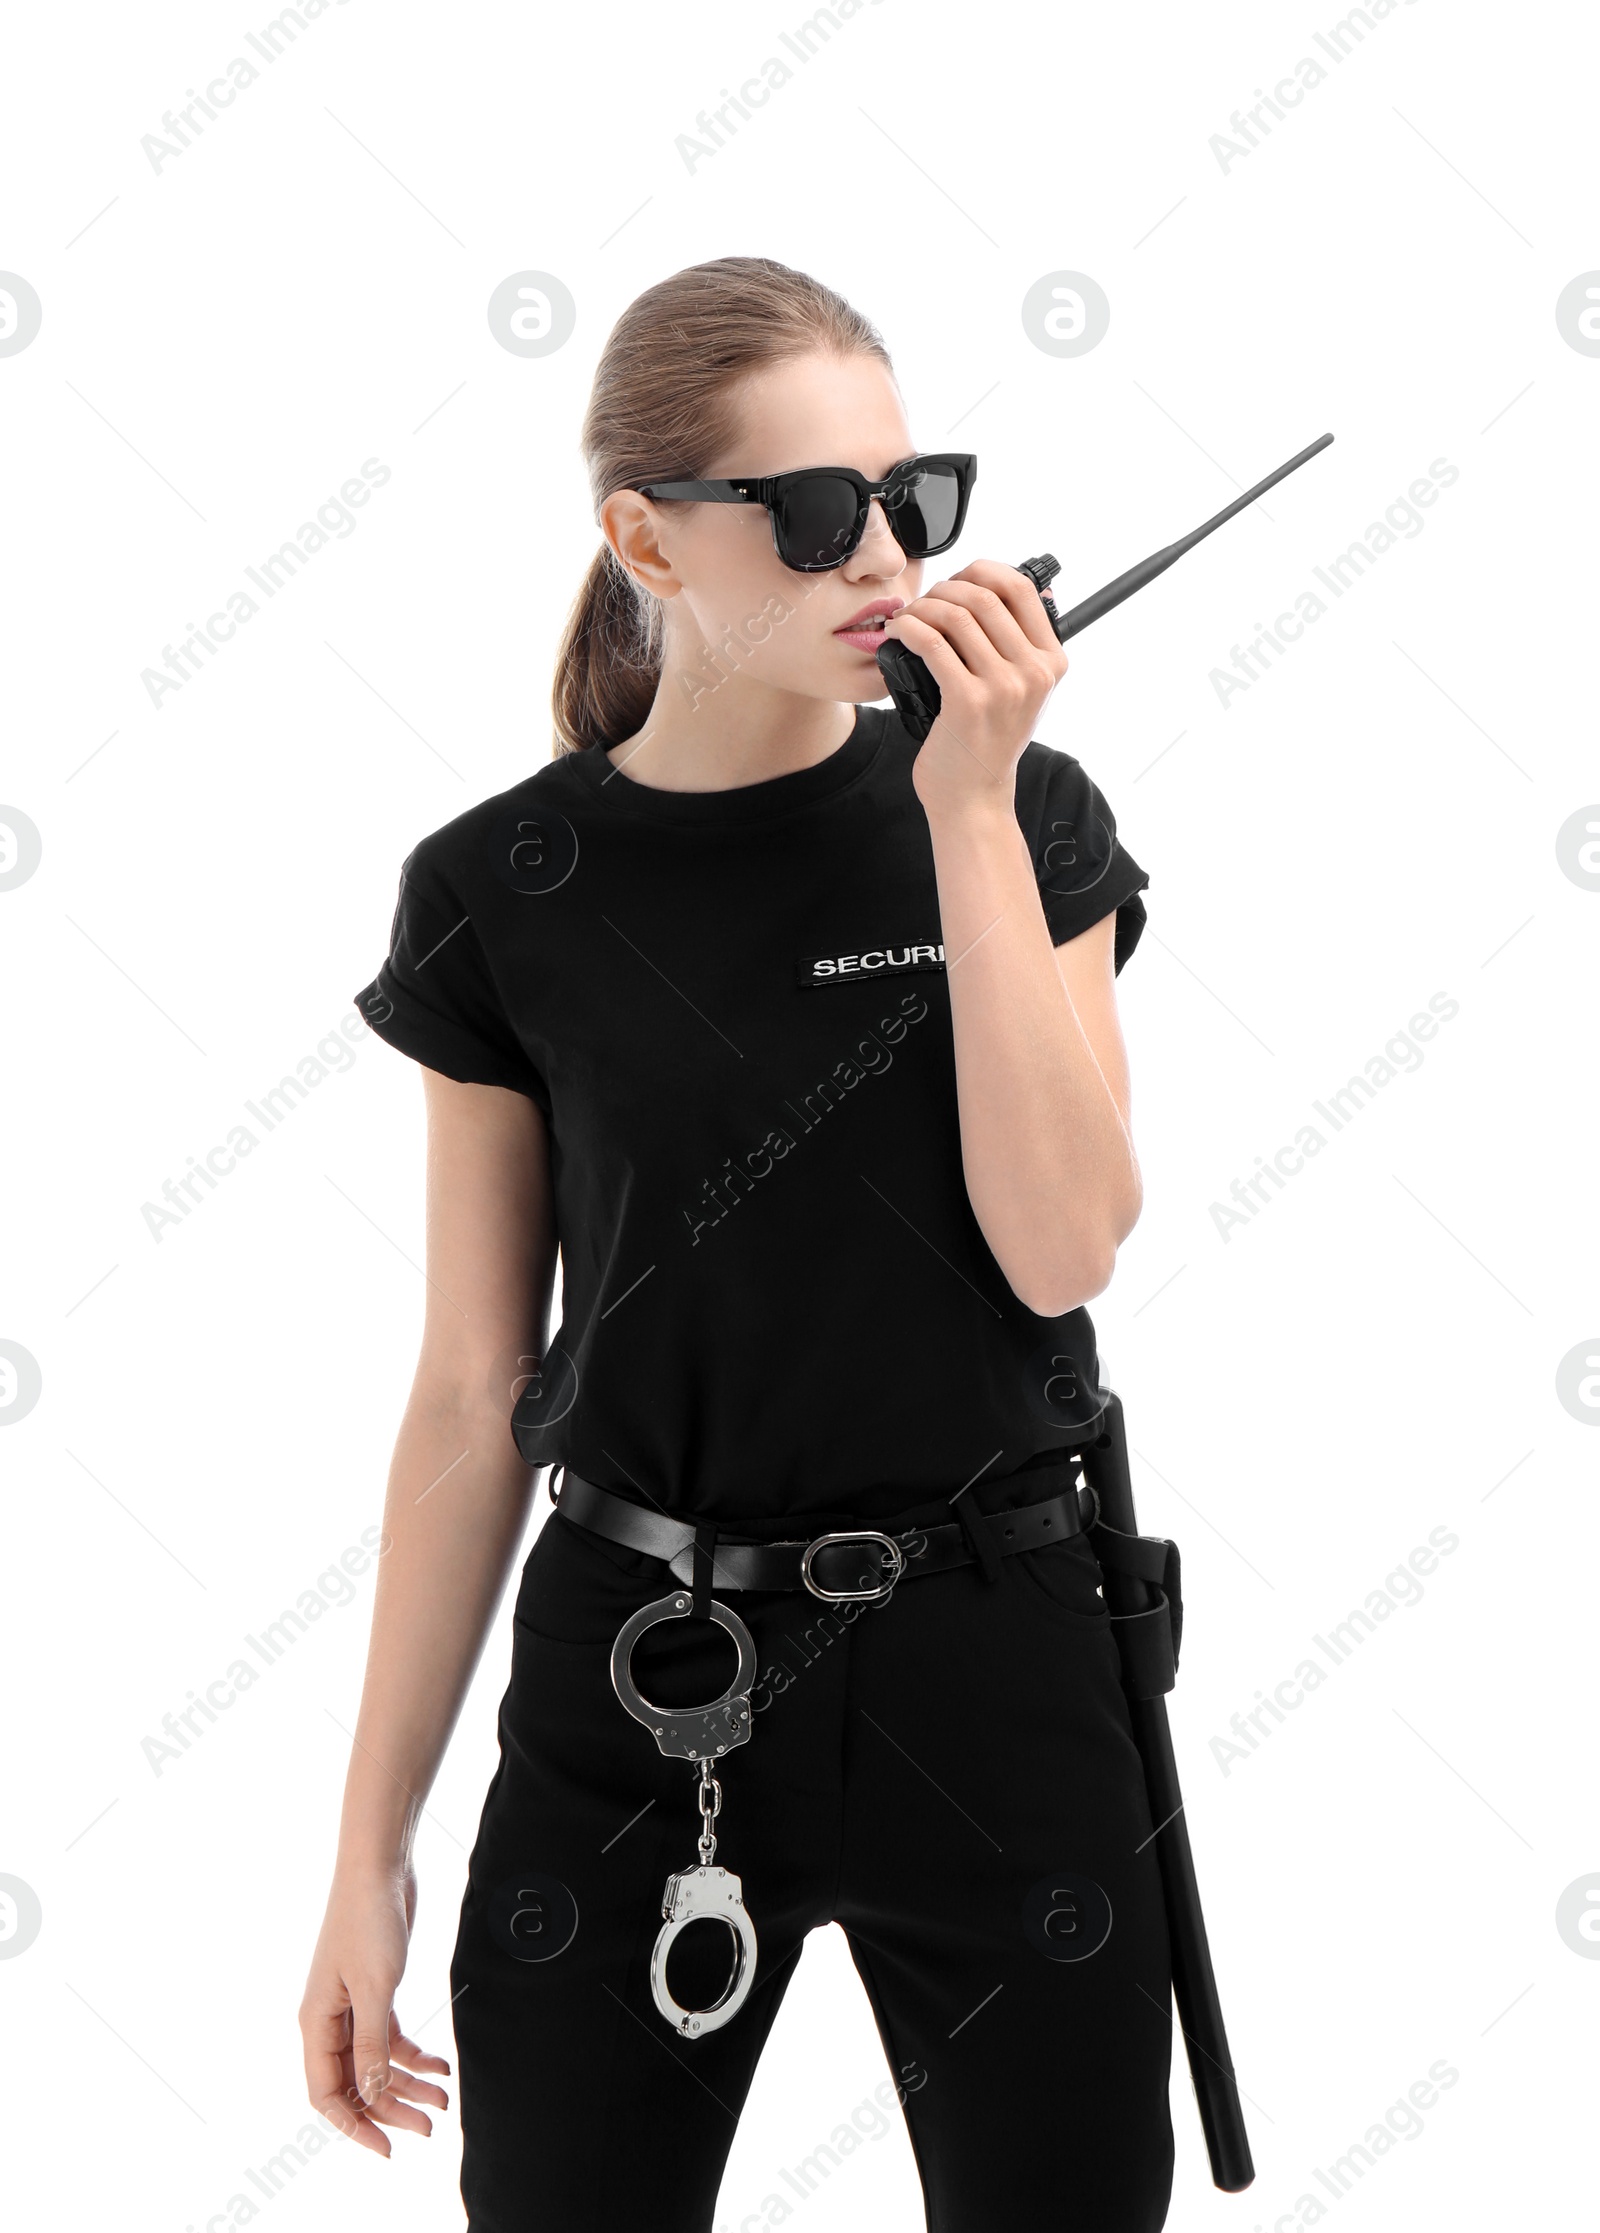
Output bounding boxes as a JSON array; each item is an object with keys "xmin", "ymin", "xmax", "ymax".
[{"xmin": 635, "ymin": 452, "xmax": 977, "ymax": 573}]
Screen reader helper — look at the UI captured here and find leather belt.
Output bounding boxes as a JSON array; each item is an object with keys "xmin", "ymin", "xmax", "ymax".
[{"xmin": 549, "ymin": 1461, "xmax": 1099, "ymax": 1603}]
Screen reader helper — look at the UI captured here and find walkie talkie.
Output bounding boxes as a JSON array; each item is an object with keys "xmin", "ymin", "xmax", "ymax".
[{"xmin": 876, "ymin": 432, "xmax": 1335, "ymax": 742}]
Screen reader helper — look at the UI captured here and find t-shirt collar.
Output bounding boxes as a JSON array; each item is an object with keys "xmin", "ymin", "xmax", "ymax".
[{"xmin": 566, "ymin": 702, "xmax": 885, "ymax": 827}]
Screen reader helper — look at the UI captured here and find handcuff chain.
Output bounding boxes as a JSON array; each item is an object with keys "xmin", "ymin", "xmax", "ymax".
[{"xmin": 697, "ymin": 1760, "xmax": 721, "ymax": 1865}]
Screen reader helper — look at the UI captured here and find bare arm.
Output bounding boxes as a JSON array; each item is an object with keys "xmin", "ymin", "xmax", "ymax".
[
  {"xmin": 925, "ymin": 801, "xmax": 1140, "ymax": 1316},
  {"xmin": 299, "ymin": 1067, "xmax": 556, "ymax": 2156},
  {"xmin": 883, "ymin": 559, "xmax": 1142, "ymax": 1316}
]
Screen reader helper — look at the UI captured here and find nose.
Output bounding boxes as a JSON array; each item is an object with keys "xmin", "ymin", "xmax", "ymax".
[{"xmin": 850, "ymin": 498, "xmax": 909, "ymax": 576}]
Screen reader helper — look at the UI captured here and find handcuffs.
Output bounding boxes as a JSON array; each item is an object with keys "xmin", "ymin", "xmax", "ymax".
[
  {"xmin": 609, "ymin": 1587, "xmax": 761, "ymax": 2038},
  {"xmin": 608, "ymin": 1530, "xmax": 909, "ymax": 2038}
]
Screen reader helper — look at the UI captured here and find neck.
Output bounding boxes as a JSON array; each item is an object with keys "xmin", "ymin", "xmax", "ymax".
[{"xmin": 606, "ymin": 661, "xmax": 859, "ymax": 793}]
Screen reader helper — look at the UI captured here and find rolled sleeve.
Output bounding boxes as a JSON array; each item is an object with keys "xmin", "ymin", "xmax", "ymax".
[
  {"xmin": 1017, "ymin": 741, "xmax": 1150, "ymax": 975},
  {"xmin": 354, "ymin": 839, "xmax": 544, "ymax": 1099}
]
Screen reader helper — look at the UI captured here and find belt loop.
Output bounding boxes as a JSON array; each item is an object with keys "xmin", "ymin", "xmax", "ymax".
[
  {"xmin": 951, "ymin": 1484, "xmax": 1003, "ymax": 1585},
  {"xmin": 691, "ymin": 1522, "xmax": 718, "ymax": 1619}
]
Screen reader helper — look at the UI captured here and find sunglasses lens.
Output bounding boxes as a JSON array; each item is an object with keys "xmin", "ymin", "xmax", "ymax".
[
  {"xmin": 773, "ymin": 476, "xmax": 863, "ymax": 570},
  {"xmin": 885, "ymin": 462, "xmax": 965, "ymax": 555}
]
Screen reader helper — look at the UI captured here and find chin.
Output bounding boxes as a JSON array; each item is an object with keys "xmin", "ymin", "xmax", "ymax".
[{"xmin": 829, "ymin": 672, "xmax": 889, "ymax": 705}]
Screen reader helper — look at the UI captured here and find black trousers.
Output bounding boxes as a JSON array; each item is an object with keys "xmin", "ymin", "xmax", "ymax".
[{"xmin": 449, "ymin": 1497, "xmax": 1175, "ymax": 2231}]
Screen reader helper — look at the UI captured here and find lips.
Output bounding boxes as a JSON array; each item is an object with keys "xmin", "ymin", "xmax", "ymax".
[{"xmin": 833, "ymin": 597, "xmax": 904, "ymax": 653}]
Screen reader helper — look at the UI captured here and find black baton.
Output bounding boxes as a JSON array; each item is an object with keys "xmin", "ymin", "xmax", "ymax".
[{"xmin": 1077, "ymin": 1390, "xmax": 1256, "ymax": 2193}]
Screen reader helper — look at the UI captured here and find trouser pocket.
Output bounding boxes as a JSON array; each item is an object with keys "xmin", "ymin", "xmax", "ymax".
[{"xmin": 1014, "ymin": 1528, "xmax": 1112, "ymax": 1622}]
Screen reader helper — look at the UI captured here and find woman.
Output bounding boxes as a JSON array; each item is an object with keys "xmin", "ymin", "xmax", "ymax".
[{"xmin": 300, "ymin": 254, "xmax": 1173, "ymax": 2231}]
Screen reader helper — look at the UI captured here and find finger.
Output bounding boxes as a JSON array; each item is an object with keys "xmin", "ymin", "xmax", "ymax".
[
  {"xmin": 344, "ymin": 2118, "xmax": 394, "ymax": 2160},
  {"xmin": 301, "ymin": 1992, "xmax": 361, "ymax": 2121},
  {"xmin": 910, "ymin": 580, "xmax": 1022, "ymax": 656},
  {"xmin": 389, "ymin": 2024, "xmax": 451, "ymax": 2078},
  {"xmin": 361, "ymin": 2087, "xmax": 438, "ymax": 2139},
  {"xmin": 957, "ymin": 563, "xmax": 1067, "ymax": 657},
  {"xmin": 886, "ymin": 597, "xmax": 1009, "ymax": 680},
  {"xmin": 350, "ymin": 1983, "xmax": 396, "ymax": 2107},
  {"xmin": 949, "ymin": 561, "xmax": 1065, "ymax": 653},
  {"xmin": 881, "ymin": 606, "xmax": 978, "ymax": 684},
  {"xmin": 918, "ymin": 577, "xmax": 1047, "ymax": 664},
  {"xmin": 303, "ymin": 2033, "xmax": 352, "ymax": 2118},
  {"xmin": 312, "ymin": 2083, "xmax": 392, "ymax": 2157},
  {"xmin": 380, "ymin": 2065, "xmax": 450, "ymax": 2110}
]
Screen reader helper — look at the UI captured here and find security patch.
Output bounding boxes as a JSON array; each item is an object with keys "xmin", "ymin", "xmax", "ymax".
[{"xmin": 796, "ymin": 942, "xmax": 946, "ymax": 988}]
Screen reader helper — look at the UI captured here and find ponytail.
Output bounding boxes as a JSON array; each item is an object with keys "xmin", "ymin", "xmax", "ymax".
[
  {"xmin": 551, "ymin": 543, "xmax": 664, "ymax": 756},
  {"xmin": 550, "ymin": 255, "xmax": 891, "ymax": 758}
]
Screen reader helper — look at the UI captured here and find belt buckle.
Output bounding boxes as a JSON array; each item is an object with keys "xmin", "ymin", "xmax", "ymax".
[{"xmin": 799, "ymin": 1529, "xmax": 905, "ymax": 1604}]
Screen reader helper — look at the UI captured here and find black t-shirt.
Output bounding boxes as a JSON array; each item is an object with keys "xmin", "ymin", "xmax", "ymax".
[{"xmin": 354, "ymin": 702, "xmax": 1149, "ymax": 1528}]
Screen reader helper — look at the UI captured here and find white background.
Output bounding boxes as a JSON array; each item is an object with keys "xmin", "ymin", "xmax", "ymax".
[{"xmin": 2, "ymin": 1, "xmax": 1596, "ymax": 2227}]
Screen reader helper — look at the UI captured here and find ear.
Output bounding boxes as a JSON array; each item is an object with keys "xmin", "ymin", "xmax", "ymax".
[{"xmin": 599, "ymin": 488, "xmax": 682, "ymax": 602}]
